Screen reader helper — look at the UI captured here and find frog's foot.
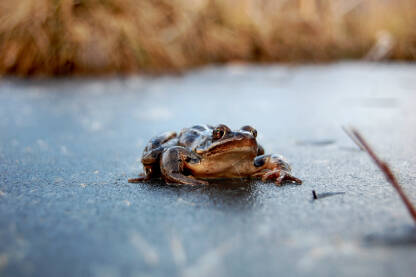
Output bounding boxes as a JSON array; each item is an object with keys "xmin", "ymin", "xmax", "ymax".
[
  {"xmin": 160, "ymin": 146, "xmax": 208, "ymax": 186},
  {"xmin": 261, "ymin": 170, "xmax": 302, "ymax": 186},
  {"xmin": 254, "ymin": 154, "xmax": 302, "ymax": 185},
  {"xmin": 128, "ymin": 173, "xmax": 150, "ymax": 183}
]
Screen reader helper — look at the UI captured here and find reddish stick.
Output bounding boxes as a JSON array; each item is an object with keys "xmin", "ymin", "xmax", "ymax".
[
  {"xmin": 349, "ymin": 128, "xmax": 416, "ymax": 224},
  {"xmin": 342, "ymin": 126, "xmax": 364, "ymax": 151}
]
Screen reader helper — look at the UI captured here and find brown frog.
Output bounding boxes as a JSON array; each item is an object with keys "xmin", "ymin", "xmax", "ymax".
[{"xmin": 128, "ymin": 124, "xmax": 302, "ymax": 186}]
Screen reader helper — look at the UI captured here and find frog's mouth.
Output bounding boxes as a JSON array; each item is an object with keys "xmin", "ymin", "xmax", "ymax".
[{"xmin": 196, "ymin": 133, "xmax": 257, "ymax": 156}]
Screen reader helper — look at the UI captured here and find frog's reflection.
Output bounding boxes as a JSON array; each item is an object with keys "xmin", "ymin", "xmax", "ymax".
[
  {"xmin": 144, "ymin": 178, "xmax": 262, "ymax": 211},
  {"xmin": 197, "ymin": 179, "xmax": 259, "ymax": 210}
]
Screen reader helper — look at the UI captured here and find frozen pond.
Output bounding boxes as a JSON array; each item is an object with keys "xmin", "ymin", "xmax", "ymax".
[{"xmin": 1, "ymin": 62, "xmax": 416, "ymax": 277}]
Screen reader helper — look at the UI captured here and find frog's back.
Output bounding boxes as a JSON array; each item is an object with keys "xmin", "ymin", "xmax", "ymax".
[
  {"xmin": 178, "ymin": 125, "xmax": 214, "ymax": 151},
  {"xmin": 141, "ymin": 125, "xmax": 212, "ymax": 165}
]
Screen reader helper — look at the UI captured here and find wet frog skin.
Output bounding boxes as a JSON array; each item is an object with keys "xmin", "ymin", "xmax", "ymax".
[{"xmin": 128, "ymin": 124, "xmax": 302, "ymax": 186}]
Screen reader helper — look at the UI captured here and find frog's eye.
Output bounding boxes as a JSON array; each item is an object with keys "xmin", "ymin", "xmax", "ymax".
[
  {"xmin": 213, "ymin": 125, "xmax": 230, "ymax": 140},
  {"xmin": 213, "ymin": 128, "xmax": 225, "ymax": 140},
  {"xmin": 241, "ymin": 125, "xmax": 257, "ymax": 138}
]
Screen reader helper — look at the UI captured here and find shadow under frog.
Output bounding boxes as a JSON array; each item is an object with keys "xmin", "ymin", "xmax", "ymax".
[{"xmin": 137, "ymin": 177, "xmax": 287, "ymax": 211}]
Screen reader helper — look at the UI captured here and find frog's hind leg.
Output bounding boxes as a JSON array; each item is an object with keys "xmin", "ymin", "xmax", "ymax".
[
  {"xmin": 160, "ymin": 146, "xmax": 208, "ymax": 186},
  {"xmin": 133, "ymin": 131, "xmax": 178, "ymax": 181},
  {"xmin": 142, "ymin": 131, "xmax": 178, "ymax": 165},
  {"xmin": 253, "ymin": 154, "xmax": 302, "ymax": 186}
]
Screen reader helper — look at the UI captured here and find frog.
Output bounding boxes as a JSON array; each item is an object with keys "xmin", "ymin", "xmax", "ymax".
[{"xmin": 128, "ymin": 124, "xmax": 302, "ymax": 186}]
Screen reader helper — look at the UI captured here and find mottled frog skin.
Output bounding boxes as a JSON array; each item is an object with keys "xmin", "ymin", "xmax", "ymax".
[{"xmin": 128, "ymin": 124, "xmax": 302, "ymax": 186}]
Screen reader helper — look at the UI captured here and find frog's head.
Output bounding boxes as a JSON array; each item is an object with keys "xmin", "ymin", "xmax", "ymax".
[{"xmin": 195, "ymin": 124, "xmax": 258, "ymax": 157}]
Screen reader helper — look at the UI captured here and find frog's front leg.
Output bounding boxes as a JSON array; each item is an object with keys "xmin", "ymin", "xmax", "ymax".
[
  {"xmin": 160, "ymin": 146, "xmax": 208, "ymax": 186},
  {"xmin": 253, "ymin": 154, "xmax": 302, "ymax": 185}
]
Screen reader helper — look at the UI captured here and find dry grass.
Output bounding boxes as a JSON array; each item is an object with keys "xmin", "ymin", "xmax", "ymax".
[{"xmin": 1, "ymin": 0, "xmax": 416, "ymax": 76}]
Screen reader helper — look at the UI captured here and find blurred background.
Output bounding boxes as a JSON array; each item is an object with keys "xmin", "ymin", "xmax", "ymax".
[{"xmin": 1, "ymin": 0, "xmax": 416, "ymax": 75}]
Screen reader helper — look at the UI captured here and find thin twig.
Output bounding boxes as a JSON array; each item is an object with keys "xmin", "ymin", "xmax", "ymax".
[
  {"xmin": 342, "ymin": 126, "xmax": 364, "ymax": 150},
  {"xmin": 349, "ymin": 128, "xmax": 416, "ymax": 224}
]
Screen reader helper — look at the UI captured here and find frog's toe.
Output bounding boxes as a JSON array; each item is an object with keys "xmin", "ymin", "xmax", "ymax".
[
  {"xmin": 261, "ymin": 170, "xmax": 302, "ymax": 186},
  {"xmin": 128, "ymin": 173, "xmax": 150, "ymax": 183},
  {"xmin": 283, "ymin": 174, "xmax": 302, "ymax": 184}
]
